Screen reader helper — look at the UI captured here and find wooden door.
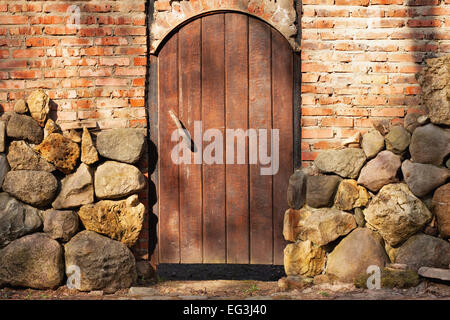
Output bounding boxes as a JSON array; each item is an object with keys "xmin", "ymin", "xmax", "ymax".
[{"xmin": 156, "ymin": 12, "xmax": 294, "ymax": 265}]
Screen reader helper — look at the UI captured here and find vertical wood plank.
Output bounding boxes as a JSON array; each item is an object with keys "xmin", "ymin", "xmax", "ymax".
[
  {"xmin": 248, "ymin": 17, "xmax": 273, "ymax": 265},
  {"xmin": 201, "ymin": 13, "xmax": 226, "ymax": 263},
  {"xmin": 225, "ymin": 13, "xmax": 249, "ymax": 264},
  {"xmin": 158, "ymin": 33, "xmax": 180, "ymax": 263},
  {"xmin": 178, "ymin": 20, "xmax": 203, "ymax": 263},
  {"xmin": 272, "ymin": 29, "xmax": 294, "ymax": 265}
]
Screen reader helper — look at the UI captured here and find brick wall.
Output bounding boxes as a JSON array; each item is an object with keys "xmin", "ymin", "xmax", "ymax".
[{"xmin": 299, "ymin": 0, "xmax": 450, "ymax": 165}]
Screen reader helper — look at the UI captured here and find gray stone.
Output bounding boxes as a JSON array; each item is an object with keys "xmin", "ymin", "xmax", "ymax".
[
  {"xmin": 385, "ymin": 126, "xmax": 411, "ymax": 154},
  {"xmin": 326, "ymin": 228, "xmax": 390, "ymax": 282},
  {"xmin": 7, "ymin": 140, "xmax": 55, "ymax": 172},
  {"xmin": 334, "ymin": 179, "xmax": 370, "ymax": 211},
  {"xmin": 81, "ymin": 127, "xmax": 99, "ymax": 165},
  {"xmin": 401, "ymin": 160, "xmax": 450, "ymax": 197},
  {"xmin": 314, "ymin": 148, "xmax": 366, "ymax": 179},
  {"xmin": 283, "ymin": 207, "xmax": 356, "ymax": 246},
  {"xmin": 433, "ymin": 183, "xmax": 450, "ymax": 239},
  {"xmin": 409, "ymin": 124, "xmax": 450, "ymax": 166},
  {"xmin": 395, "ymin": 233, "xmax": 450, "ymax": 271},
  {"xmin": 2, "ymin": 170, "xmax": 58, "ymax": 207},
  {"xmin": 403, "ymin": 113, "xmax": 421, "ymax": 133},
  {"xmin": 284, "ymin": 240, "xmax": 326, "ymax": 277},
  {"xmin": 43, "ymin": 209, "xmax": 79, "ymax": 242},
  {"xmin": 94, "ymin": 161, "xmax": 146, "ymax": 200},
  {"xmin": 64, "ymin": 230, "xmax": 137, "ymax": 292},
  {"xmin": 416, "ymin": 54, "xmax": 450, "ymax": 125},
  {"xmin": 128, "ymin": 287, "xmax": 159, "ymax": 296},
  {"xmin": 357, "ymin": 151, "xmax": 401, "ymax": 192},
  {"xmin": 354, "ymin": 207, "xmax": 366, "ymax": 227},
  {"xmin": 13, "ymin": 99, "xmax": 28, "ymax": 114},
  {"xmin": 27, "ymin": 89, "xmax": 49, "ymax": 127},
  {"xmin": 363, "ymin": 183, "xmax": 433, "ymax": 247},
  {"xmin": 305, "ymin": 175, "xmax": 341, "ymax": 208},
  {"xmin": 287, "ymin": 170, "xmax": 306, "ymax": 209},
  {"xmin": 0, "ymin": 192, "xmax": 42, "ymax": 248},
  {"xmin": 6, "ymin": 113, "xmax": 43, "ymax": 144},
  {"xmin": 0, "ymin": 233, "xmax": 64, "ymax": 289},
  {"xmin": 372, "ymin": 119, "xmax": 391, "ymax": 136},
  {"xmin": 0, "ymin": 154, "xmax": 9, "ymax": 187},
  {"xmin": 0, "ymin": 120, "xmax": 5, "ymax": 153},
  {"xmin": 52, "ymin": 163, "xmax": 94, "ymax": 209},
  {"xmin": 361, "ymin": 130, "xmax": 385, "ymax": 159},
  {"xmin": 418, "ymin": 267, "xmax": 450, "ymax": 281},
  {"xmin": 96, "ymin": 128, "xmax": 145, "ymax": 164}
]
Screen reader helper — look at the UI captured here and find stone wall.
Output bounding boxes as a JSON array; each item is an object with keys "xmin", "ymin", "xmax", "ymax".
[
  {"xmin": 283, "ymin": 55, "xmax": 450, "ymax": 287},
  {"xmin": 0, "ymin": 92, "xmax": 150, "ymax": 291}
]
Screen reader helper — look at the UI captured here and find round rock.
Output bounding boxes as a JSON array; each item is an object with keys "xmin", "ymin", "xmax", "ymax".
[{"xmin": 96, "ymin": 128, "xmax": 145, "ymax": 164}]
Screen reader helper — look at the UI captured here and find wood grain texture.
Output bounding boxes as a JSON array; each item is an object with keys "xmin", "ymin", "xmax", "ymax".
[
  {"xmin": 225, "ymin": 13, "xmax": 250, "ymax": 264},
  {"xmin": 178, "ymin": 19, "xmax": 203, "ymax": 263},
  {"xmin": 201, "ymin": 13, "xmax": 226, "ymax": 263},
  {"xmin": 271, "ymin": 29, "xmax": 294, "ymax": 265},
  {"xmin": 248, "ymin": 17, "xmax": 273, "ymax": 265},
  {"xmin": 158, "ymin": 33, "xmax": 180, "ymax": 263}
]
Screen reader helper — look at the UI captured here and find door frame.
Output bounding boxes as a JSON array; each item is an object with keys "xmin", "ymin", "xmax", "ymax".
[{"xmin": 146, "ymin": 7, "xmax": 302, "ymax": 266}]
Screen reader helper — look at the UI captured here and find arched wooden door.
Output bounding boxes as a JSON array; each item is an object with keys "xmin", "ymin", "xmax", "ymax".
[{"xmin": 155, "ymin": 12, "xmax": 294, "ymax": 265}]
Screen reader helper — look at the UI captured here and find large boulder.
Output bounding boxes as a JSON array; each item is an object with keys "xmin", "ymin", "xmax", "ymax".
[
  {"xmin": 0, "ymin": 192, "xmax": 42, "ymax": 248},
  {"xmin": 7, "ymin": 140, "xmax": 55, "ymax": 172},
  {"xmin": 287, "ymin": 170, "xmax": 306, "ymax": 209},
  {"xmin": 416, "ymin": 55, "xmax": 450, "ymax": 126},
  {"xmin": 432, "ymin": 183, "xmax": 450, "ymax": 239},
  {"xmin": 394, "ymin": 233, "xmax": 450, "ymax": 271},
  {"xmin": 81, "ymin": 127, "xmax": 99, "ymax": 165},
  {"xmin": 363, "ymin": 183, "xmax": 433, "ymax": 247},
  {"xmin": 334, "ymin": 179, "xmax": 370, "ymax": 211},
  {"xmin": 96, "ymin": 128, "xmax": 145, "ymax": 164},
  {"xmin": 305, "ymin": 175, "xmax": 341, "ymax": 208},
  {"xmin": 34, "ymin": 133, "xmax": 80, "ymax": 174},
  {"xmin": 0, "ymin": 233, "xmax": 64, "ymax": 289},
  {"xmin": 2, "ymin": 170, "xmax": 58, "ymax": 207},
  {"xmin": 314, "ymin": 148, "xmax": 366, "ymax": 179},
  {"xmin": 361, "ymin": 130, "xmax": 384, "ymax": 159},
  {"xmin": 283, "ymin": 207, "xmax": 356, "ymax": 246},
  {"xmin": 401, "ymin": 160, "xmax": 450, "ymax": 197},
  {"xmin": 385, "ymin": 126, "xmax": 411, "ymax": 154},
  {"xmin": 27, "ymin": 89, "xmax": 49, "ymax": 127},
  {"xmin": 43, "ymin": 209, "xmax": 79, "ymax": 243},
  {"xmin": 64, "ymin": 230, "xmax": 137, "ymax": 292},
  {"xmin": 94, "ymin": 161, "xmax": 146, "ymax": 200},
  {"xmin": 284, "ymin": 240, "xmax": 326, "ymax": 277},
  {"xmin": 13, "ymin": 99, "xmax": 28, "ymax": 114},
  {"xmin": 52, "ymin": 163, "xmax": 94, "ymax": 209},
  {"xmin": 326, "ymin": 228, "xmax": 390, "ymax": 282},
  {"xmin": 0, "ymin": 120, "xmax": 5, "ymax": 153},
  {"xmin": 357, "ymin": 151, "xmax": 401, "ymax": 192},
  {"xmin": 6, "ymin": 113, "xmax": 43, "ymax": 144},
  {"xmin": 78, "ymin": 195, "xmax": 145, "ymax": 247},
  {"xmin": 0, "ymin": 154, "xmax": 9, "ymax": 186},
  {"xmin": 409, "ymin": 124, "xmax": 450, "ymax": 166}
]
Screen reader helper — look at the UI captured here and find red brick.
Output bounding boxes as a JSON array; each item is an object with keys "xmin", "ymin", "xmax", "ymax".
[
  {"xmin": 80, "ymin": 27, "xmax": 113, "ymax": 37},
  {"xmin": 302, "ymin": 107, "xmax": 333, "ymax": 116},
  {"xmin": 0, "ymin": 4, "xmax": 7, "ymax": 12},
  {"xmin": 26, "ymin": 38, "xmax": 59, "ymax": 47},
  {"xmin": 371, "ymin": 0, "xmax": 403, "ymax": 4},
  {"xmin": 83, "ymin": 3, "xmax": 112, "ymax": 12},
  {"xmin": 115, "ymin": 27, "xmax": 146, "ymax": 36},
  {"xmin": 60, "ymin": 38, "xmax": 93, "ymax": 46},
  {"xmin": 80, "ymin": 68, "xmax": 112, "ymax": 77},
  {"xmin": 301, "ymin": 152, "xmax": 319, "ymax": 161},
  {"xmin": 301, "ymin": 118, "xmax": 318, "ymax": 127},
  {"xmin": 335, "ymin": 0, "xmax": 369, "ymax": 5},
  {"xmin": 313, "ymin": 141, "xmax": 342, "ymax": 150},
  {"xmin": 115, "ymin": 67, "xmax": 146, "ymax": 76},
  {"xmin": 61, "ymin": 79, "xmax": 94, "ymax": 88},
  {"xmin": 94, "ymin": 37, "xmax": 128, "ymax": 46},
  {"xmin": 371, "ymin": 108, "xmax": 405, "ymax": 117},
  {"xmin": 407, "ymin": 19, "xmax": 441, "ymax": 28},
  {"xmin": 321, "ymin": 118, "xmax": 353, "ymax": 127},
  {"xmin": 130, "ymin": 98, "xmax": 145, "ymax": 107},
  {"xmin": 10, "ymin": 70, "xmax": 41, "ymax": 80},
  {"xmin": 132, "ymin": 78, "xmax": 146, "ymax": 87},
  {"xmin": 81, "ymin": 47, "xmax": 114, "ymax": 56},
  {"xmin": 404, "ymin": 86, "xmax": 421, "ymax": 95},
  {"xmin": 0, "ymin": 80, "xmax": 25, "ymax": 89},
  {"xmin": 99, "ymin": 57, "xmax": 130, "ymax": 66},
  {"xmin": 302, "ymin": 128, "xmax": 334, "ymax": 139},
  {"xmin": 44, "ymin": 69, "xmax": 78, "ymax": 78},
  {"xmin": 0, "ymin": 49, "xmax": 8, "ymax": 59},
  {"xmin": 0, "ymin": 60, "xmax": 27, "ymax": 69},
  {"xmin": 0, "ymin": 16, "xmax": 28, "ymax": 24},
  {"xmin": 336, "ymin": 108, "xmax": 370, "ymax": 116},
  {"xmin": 13, "ymin": 49, "xmax": 44, "ymax": 58},
  {"xmin": 95, "ymin": 78, "xmax": 129, "ymax": 86},
  {"xmin": 43, "ymin": 4, "xmax": 72, "ymax": 13}
]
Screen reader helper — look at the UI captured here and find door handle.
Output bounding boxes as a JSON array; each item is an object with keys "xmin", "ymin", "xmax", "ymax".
[{"xmin": 169, "ymin": 110, "xmax": 197, "ymax": 152}]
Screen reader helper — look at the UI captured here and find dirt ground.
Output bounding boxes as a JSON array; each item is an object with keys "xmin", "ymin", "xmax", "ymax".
[{"xmin": 1, "ymin": 279, "xmax": 449, "ymax": 300}]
